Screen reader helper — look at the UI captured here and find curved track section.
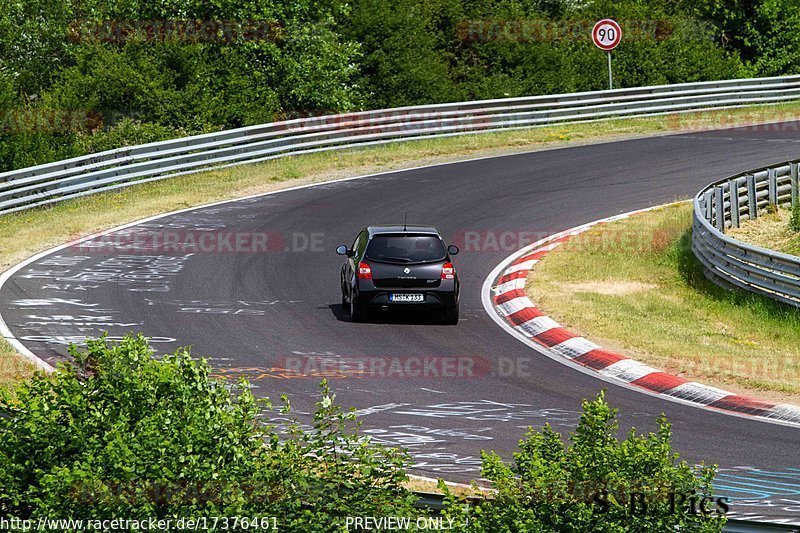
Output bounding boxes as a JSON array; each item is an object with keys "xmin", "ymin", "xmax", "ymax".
[{"xmin": 3, "ymin": 125, "xmax": 800, "ymax": 522}]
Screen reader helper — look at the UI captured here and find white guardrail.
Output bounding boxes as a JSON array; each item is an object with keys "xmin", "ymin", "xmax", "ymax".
[
  {"xmin": 693, "ymin": 159, "xmax": 800, "ymax": 308},
  {"xmin": 3, "ymin": 74, "xmax": 800, "ymax": 216}
]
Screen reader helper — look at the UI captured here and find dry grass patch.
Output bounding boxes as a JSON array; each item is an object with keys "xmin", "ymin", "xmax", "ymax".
[
  {"xmin": 728, "ymin": 208, "xmax": 800, "ymax": 256},
  {"xmin": 0, "ymin": 339, "xmax": 35, "ymax": 389},
  {"xmin": 566, "ymin": 281, "xmax": 658, "ymax": 296},
  {"xmin": 403, "ymin": 476, "xmax": 490, "ymax": 498},
  {"xmin": 528, "ymin": 202, "xmax": 800, "ymax": 404}
]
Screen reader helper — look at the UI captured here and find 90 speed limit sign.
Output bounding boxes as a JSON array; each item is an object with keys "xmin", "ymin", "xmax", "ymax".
[{"xmin": 592, "ymin": 19, "xmax": 622, "ymax": 51}]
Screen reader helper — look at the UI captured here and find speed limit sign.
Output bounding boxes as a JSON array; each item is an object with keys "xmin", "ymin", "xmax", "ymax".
[
  {"xmin": 592, "ymin": 19, "xmax": 621, "ymax": 89},
  {"xmin": 592, "ymin": 19, "xmax": 622, "ymax": 51}
]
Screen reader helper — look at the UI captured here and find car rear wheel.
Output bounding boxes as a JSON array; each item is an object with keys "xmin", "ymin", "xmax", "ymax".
[
  {"xmin": 350, "ymin": 292, "xmax": 366, "ymax": 322},
  {"xmin": 443, "ymin": 303, "xmax": 459, "ymax": 325}
]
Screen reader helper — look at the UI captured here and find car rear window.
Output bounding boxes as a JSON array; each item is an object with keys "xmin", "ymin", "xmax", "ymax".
[{"xmin": 365, "ymin": 234, "xmax": 446, "ymax": 263}]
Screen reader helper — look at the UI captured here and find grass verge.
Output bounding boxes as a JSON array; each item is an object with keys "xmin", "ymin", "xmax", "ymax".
[
  {"xmin": 3, "ymin": 101, "xmax": 800, "ymax": 389},
  {"xmin": 527, "ymin": 202, "xmax": 800, "ymax": 404},
  {"xmin": 0, "ymin": 338, "xmax": 34, "ymax": 386}
]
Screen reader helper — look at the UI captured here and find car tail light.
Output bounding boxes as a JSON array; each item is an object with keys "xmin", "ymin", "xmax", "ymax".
[
  {"xmin": 358, "ymin": 262, "xmax": 372, "ymax": 280},
  {"xmin": 441, "ymin": 262, "xmax": 455, "ymax": 280}
]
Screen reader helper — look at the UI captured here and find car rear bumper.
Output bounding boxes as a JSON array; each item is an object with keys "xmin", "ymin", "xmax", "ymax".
[
  {"xmin": 359, "ymin": 291, "xmax": 458, "ymax": 309},
  {"xmin": 354, "ymin": 279, "xmax": 458, "ymax": 309}
]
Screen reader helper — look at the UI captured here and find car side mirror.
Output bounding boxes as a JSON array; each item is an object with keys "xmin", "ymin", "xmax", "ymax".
[
  {"xmin": 447, "ymin": 245, "xmax": 459, "ymax": 255},
  {"xmin": 336, "ymin": 245, "xmax": 349, "ymax": 256}
]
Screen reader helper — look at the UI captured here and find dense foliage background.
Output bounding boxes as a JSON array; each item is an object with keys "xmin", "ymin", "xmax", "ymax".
[{"xmin": 0, "ymin": 0, "xmax": 796, "ymax": 171}]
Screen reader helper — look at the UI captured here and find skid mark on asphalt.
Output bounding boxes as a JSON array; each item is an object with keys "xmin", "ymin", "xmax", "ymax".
[
  {"xmin": 354, "ymin": 402, "xmax": 587, "ymax": 474},
  {"xmin": 15, "ymin": 253, "xmax": 193, "ymax": 294},
  {"xmin": 147, "ymin": 298, "xmax": 302, "ymax": 316},
  {"xmin": 391, "ymin": 401, "xmax": 582, "ymax": 424},
  {"xmin": 255, "ymin": 398, "xmax": 592, "ymax": 475}
]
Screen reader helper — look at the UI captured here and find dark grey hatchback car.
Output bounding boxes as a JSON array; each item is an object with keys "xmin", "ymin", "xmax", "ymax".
[{"xmin": 336, "ymin": 225, "xmax": 460, "ymax": 324}]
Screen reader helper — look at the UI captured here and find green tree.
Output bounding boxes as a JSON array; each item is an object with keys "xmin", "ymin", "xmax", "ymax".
[
  {"xmin": 745, "ymin": 0, "xmax": 800, "ymax": 76},
  {"xmin": 678, "ymin": 0, "xmax": 800, "ymax": 76},
  {"xmin": 0, "ymin": 335, "xmax": 417, "ymax": 530},
  {"xmin": 341, "ymin": 0, "xmax": 460, "ymax": 108}
]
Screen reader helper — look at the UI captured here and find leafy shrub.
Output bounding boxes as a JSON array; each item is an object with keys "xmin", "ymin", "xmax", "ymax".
[
  {"xmin": 790, "ymin": 201, "xmax": 800, "ymax": 232},
  {"xmin": 442, "ymin": 392, "xmax": 726, "ymax": 532},
  {"xmin": 0, "ymin": 335, "xmax": 417, "ymax": 530}
]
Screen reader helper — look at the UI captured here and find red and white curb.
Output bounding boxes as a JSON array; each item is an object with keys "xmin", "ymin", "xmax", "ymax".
[{"xmin": 482, "ymin": 206, "xmax": 800, "ymax": 428}]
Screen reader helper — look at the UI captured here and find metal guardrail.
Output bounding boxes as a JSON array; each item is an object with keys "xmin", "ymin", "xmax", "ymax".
[
  {"xmin": 692, "ymin": 159, "xmax": 800, "ymax": 308},
  {"xmin": 3, "ymin": 75, "xmax": 800, "ymax": 215}
]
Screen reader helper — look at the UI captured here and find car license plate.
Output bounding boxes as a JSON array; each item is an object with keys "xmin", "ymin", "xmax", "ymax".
[{"xmin": 390, "ymin": 293, "xmax": 424, "ymax": 303}]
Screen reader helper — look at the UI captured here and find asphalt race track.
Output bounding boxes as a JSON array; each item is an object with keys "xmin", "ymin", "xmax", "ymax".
[{"xmin": 3, "ymin": 124, "xmax": 800, "ymax": 523}]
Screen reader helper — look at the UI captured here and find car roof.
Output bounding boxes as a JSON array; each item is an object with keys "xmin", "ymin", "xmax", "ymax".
[{"xmin": 366, "ymin": 225, "xmax": 440, "ymax": 236}]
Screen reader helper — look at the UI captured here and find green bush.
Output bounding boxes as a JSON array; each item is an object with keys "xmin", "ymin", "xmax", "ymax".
[
  {"xmin": 442, "ymin": 392, "xmax": 726, "ymax": 532},
  {"xmin": 0, "ymin": 335, "xmax": 417, "ymax": 530},
  {"xmin": 790, "ymin": 201, "xmax": 800, "ymax": 232}
]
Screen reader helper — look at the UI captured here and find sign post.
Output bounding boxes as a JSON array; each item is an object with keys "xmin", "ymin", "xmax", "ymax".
[{"xmin": 592, "ymin": 19, "xmax": 622, "ymax": 90}]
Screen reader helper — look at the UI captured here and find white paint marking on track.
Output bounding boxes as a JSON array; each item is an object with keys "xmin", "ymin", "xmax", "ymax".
[
  {"xmin": 599, "ymin": 359, "xmax": 659, "ymax": 384},
  {"xmin": 495, "ymin": 297, "xmax": 534, "ymax": 317},
  {"xmin": 492, "ymin": 279, "xmax": 526, "ymax": 296},
  {"xmin": 665, "ymin": 382, "xmax": 731, "ymax": 405},
  {"xmin": 516, "ymin": 316, "xmax": 561, "ymax": 337},
  {"xmin": 504, "ymin": 260, "xmax": 538, "ymax": 275},
  {"xmin": 549, "ymin": 337, "xmax": 600, "ymax": 359}
]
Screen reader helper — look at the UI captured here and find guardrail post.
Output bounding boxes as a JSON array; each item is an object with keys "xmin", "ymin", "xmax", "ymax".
[
  {"xmin": 704, "ymin": 191, "xmax": 713, "ymax": 221},
  {"xmin": 715, "ymin": 186, "xmax": 725, "ymax": 232},
  {"xmin": 730, "ymin": 180, "xmax": 740, "ymax": 228},
  {"xmin": 703, "ymin": 191, "xmax": 714, "ymax": 222},
  {"xmin": 792, "ymin": 163, "xmax": 799, "ymax": 208},
  {"xmin": 746, "ymin": 174, "xmax": 758, "ymax": 219},
  {"xmin": 768, "ymin": 168, "xmax": 778, "ymax": 207}
]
